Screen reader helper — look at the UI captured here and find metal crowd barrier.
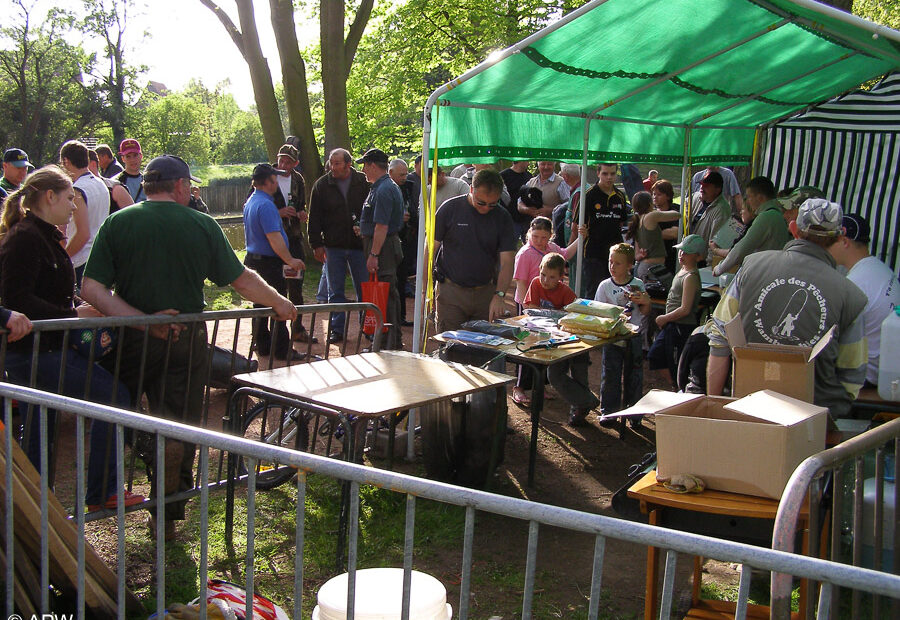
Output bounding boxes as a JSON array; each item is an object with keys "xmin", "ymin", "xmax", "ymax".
[
  {"xmin": 772, "ymin": 416, "xmax": 900, "ymax": 619},
  {"xmin": 3, "ymin": 384, "xmax": 900, "ymax": 620},
  {"xmin": 0, "ymin": 303, "xmax": 382, "ymax": 519}
]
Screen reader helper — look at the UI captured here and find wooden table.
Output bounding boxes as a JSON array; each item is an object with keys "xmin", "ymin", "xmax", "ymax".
[
  {"xmin": 434, "ymin": 322, "xmax": 637, "ymax": 485},
  {"xmin": 228, "ymin": 351, "xmax": 515, "ymax": 568},
  {"xmin": 628, "ymin": 471, "xmax": 810, "ymax": 620}
]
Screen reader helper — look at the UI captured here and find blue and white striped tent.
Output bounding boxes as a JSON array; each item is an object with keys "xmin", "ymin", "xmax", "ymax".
[{"xmin": 759, "ymin": 72, "xmax": 900, "ymax": 273}]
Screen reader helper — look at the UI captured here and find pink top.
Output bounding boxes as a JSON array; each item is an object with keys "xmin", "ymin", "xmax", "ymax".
[{"xmin": 513, "ymin": 241, "xmax": 572, "ymax": 303}]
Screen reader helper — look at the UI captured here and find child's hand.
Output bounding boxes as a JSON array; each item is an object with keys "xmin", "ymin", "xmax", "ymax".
[{"xmin": 577, "ymin": 225, "xmax": 587, "ymax": 238}]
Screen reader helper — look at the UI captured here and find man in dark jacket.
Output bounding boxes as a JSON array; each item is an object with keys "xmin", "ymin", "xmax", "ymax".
[{"xmin": 307, "ymin": 148, "xmax": 371, "ymax": 341}]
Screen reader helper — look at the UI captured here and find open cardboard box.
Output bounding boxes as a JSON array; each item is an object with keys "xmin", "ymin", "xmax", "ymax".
[
  {"xmin": 724, "ymin": 314, "xmax": 833, "ymax": 401},
  {"xmin": 617, "ymin": 390, "xmax": 828, "ymax": 498}
]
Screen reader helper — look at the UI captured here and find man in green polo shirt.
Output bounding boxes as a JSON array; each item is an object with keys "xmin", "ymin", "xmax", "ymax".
[{"xmin": 81, "ymin": 154, "xmax": 296, "ymax": 540}]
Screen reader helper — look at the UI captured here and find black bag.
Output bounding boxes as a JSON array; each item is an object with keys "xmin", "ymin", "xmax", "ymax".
[
  {"xmin": 207, "ymin": 345, "xmax": 258, "ymax": 389},
  {"xmin": 644, "ymin": 263, "xmax": 674, "ymax": 298}
]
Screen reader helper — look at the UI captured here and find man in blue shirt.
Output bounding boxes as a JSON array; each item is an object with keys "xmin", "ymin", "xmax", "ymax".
[
  {"xmin": 358, "ymin": 148, "xmax": 405, "ymax": 349},
  {"xmin": 243, "ymin": 163, "xmax": 306, "ymax": 360}
]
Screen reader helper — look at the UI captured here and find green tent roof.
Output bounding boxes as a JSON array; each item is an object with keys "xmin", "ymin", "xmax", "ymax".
[{"xmin": 425, "ymin": 0, "xmax": 900, "ymax": 166}]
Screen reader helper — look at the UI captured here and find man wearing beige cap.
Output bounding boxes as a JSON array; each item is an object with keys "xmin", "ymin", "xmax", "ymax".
[
  {"xmin": 115, "ymin": 138, "xmax": 146, "ymax": 202},
  {"xmin": 706, "ymin": 198, "xmax": 868, "ymax": 418}
]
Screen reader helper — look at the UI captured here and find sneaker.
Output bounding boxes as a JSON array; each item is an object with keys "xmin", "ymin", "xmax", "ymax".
[
  {"xmin": 292, "ymin": 330, "xmax": 318, "ymax": 344},
  {"xmin": 87, "ymin": 490, "xmax": 145, "ymax": 512},
  {"xmin": 274, "ymin": 349, "xmax": 307, "ymax": 361},
  {"xmin": 567, "ymin": 406, "xmax": 591, "ymax": 427}
]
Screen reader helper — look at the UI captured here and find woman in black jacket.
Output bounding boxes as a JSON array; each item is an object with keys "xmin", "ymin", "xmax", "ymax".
[{"xmin": 0, "ymin": 165, "xmax": 143, "ymax": 511}]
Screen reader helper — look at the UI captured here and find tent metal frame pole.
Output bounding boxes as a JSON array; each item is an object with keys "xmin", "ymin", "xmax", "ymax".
[
  {"xmin": 414, "ymin": 112, "xmax": 432, "ymax": 356},
  {"xmin": 575, "ymin": 118, "xmax": 591, "ymax": 297},
  {"xmin": 686, "ymin": 51, "xmax": 861, "ymax": 126},
  {"xmin": 753, "ymin": 0, "xmax": 900, "ymax": 61},
  {"xmin": 680, "ymin": 128, "xmax": 693, "ymax": 241},
  {"xmin": 586, "ymin": 18, "xmax": 793, "ymax": 117}
]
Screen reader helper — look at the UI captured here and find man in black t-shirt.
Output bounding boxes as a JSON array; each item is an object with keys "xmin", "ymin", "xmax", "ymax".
[
  {"xmin": 581, "ymin": 162, "xmax": 629, "ymax": 297},
  {"xmin": 500, "ymin": 161, "xmax": 533, "ymax": 242},
  {"xmin": 433, "ymin": 170, "xmax": 517, "ymax": 332}
]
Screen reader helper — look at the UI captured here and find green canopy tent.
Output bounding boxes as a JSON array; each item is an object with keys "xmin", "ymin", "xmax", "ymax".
[{"xmin": 412, "ymin": 0, "xmax": 900, "ymax": 354}]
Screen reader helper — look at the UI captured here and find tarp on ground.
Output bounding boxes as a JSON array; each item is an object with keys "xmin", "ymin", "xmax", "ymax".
[
  {"xmin": 426, "ymin": 0, "xmax": 900, "ymax": 167},
  {"xmin": 760, "ymin": 72, "xmax": 900, "ymax": 272}
]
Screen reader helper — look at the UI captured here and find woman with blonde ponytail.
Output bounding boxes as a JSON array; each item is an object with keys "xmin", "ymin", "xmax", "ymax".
[{"xmin": 0, "ymin": 165, "xmax": 144, "ymax": 511}]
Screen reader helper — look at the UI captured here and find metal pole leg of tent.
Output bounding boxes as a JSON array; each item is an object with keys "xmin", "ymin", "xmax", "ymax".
[
  {"xmin": 679, "ymin": 127, "xmax": 693, "ymax": 240},
  {"xmin": 575, "ymin": 117, "xmax": 591, "ymax": 297}
]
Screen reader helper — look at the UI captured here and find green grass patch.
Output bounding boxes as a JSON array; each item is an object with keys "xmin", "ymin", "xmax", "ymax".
[{"xmin": 192, "ymin": 163, "xmax": 255, "ymax": 184}]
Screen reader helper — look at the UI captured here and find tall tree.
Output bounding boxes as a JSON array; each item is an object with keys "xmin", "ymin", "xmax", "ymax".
[
  {"xmin": 269, "ymin": 0, "xmax": 321, "ymax": 179},
  {"xmin": 0, "ymin": 0, "xmax": 103, "ymax": 164},
  {"xmin": 139, "ymin": 92, "xmax": 212, "ymax": 164},
  {"xmin": 78, "ymin": 0, "xmax": 144, "ymax": 148},
  {"xmin": 320, "ymin": 0, "xmax": 373, "ymax": 153},
  {"xmin": 197, "ymin": 0, "xmax": 284, "ymax": 160}
]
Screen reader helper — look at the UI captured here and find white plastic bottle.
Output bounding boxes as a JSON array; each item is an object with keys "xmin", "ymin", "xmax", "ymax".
[{"xmin": 878, "ymin": 305, "xmax": 900, "ymax": 400}]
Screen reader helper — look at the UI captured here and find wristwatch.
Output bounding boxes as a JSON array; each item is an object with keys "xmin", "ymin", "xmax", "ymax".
[
  {"xmin": 495, "ymin": 290, "xmax": 506, "ymax": 298},
  {"xmin": 370, "ymin": 252, "xmax": 379, "ymax": 258}
]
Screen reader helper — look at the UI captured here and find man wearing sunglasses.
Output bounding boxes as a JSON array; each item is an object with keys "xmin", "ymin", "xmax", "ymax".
[{"xmin": 432, "ymin": 169, "xmax": 517, "ymax": 332}]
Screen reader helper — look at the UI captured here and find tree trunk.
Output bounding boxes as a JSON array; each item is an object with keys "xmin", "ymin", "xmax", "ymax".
[
  {"xmin": 320, "ymin": 0, "xmax": 351, "ymax": 153},
  {"xmin": 227, "ymin": 0, "xmax": 282, "ymax": 160},
  {"xmin": 269, "ymin": 0, "xmax": 322, "ymax": 182}
]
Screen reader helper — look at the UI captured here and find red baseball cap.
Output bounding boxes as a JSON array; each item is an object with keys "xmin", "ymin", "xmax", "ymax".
[{"xmin": 119, "ymin": 138, "xmax": 142, "ymax": 155}]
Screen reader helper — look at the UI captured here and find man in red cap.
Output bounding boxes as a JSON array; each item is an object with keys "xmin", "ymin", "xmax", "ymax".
[{"xmin": 115, "ymin": 138, "xmax": 146, "ymax": 202}]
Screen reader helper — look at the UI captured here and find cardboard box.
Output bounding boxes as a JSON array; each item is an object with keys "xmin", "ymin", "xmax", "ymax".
[
  {"xmin": 620, "ymin": 390, "xmax": 828, "ymax": 498},
  {"xmin": 724, "ymin": 315, "xmax": 833, "ymax": 401}
]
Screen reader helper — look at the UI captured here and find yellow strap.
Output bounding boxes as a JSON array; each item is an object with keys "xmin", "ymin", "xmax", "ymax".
[{"xmin": 423, "ymin": 102, "xmax": 441, "ymax": 342}]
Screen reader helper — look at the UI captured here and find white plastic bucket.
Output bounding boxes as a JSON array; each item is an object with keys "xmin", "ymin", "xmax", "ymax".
[
  {"xmin": 312, "ymin": 568, "xmax": 452, "ymax": 620},
  {"xmin": 878, "ymin": 305, "xmax": 900, "ymax": 400}
]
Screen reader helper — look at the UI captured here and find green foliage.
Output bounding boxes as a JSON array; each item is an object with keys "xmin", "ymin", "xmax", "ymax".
[
  {"xmin": 344, "ymin": 0, "xmax": 591, "ymax": 155},
  {"xmin": 138, "ymin": 93, "xmax": 212, "ymax": 165},
  {"xmin": 0, "ymin": 2, "xmax": 104, "ymax": 165},
  {"xmin": 853, "ymin": 0, "xmax": 900, "ymax": 29}
]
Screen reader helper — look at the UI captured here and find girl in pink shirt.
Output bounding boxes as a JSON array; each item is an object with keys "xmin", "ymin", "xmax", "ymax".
[{"xmin": 513, "ymin": 216, "xmax": 585, "ymax": 308}]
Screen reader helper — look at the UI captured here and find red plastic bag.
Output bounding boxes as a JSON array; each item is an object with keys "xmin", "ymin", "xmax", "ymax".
[{"xmin": 362, "ymin": 272, "xmax": 389, "ymax": 335}]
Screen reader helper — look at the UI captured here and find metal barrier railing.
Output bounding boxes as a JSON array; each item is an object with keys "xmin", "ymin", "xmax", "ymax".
[
  {"xmin": 772, "ymin": 416, "xmax": 900, "ymax": 619},
  {"xmin": 3, "ymin": 384, "xmax": 900, "ymax": 620},
  {"xmin": 0, "ymin": 303, "xmax": 382, "ymax": 520}
]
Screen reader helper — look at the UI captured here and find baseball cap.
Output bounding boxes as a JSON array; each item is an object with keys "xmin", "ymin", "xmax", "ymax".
[
  {"xmin": 355, "ymin": 148, "xmax": 389, "ymax": 165},
  {"xmin": 842, "ymin": 213, "xmax": 871, "ymax": 243},
  {"xmin": 699, "ymin": 170, "xmax": 723, "ymax": 188},
  {"xmin": 251, "ymin": 162, "xmax": 279, "ymax": 182},
  {"xmin": 119, "ymin": 138, "xmax": 142, "ymax": 156},
  {"xmin": 143, "ymin": 155, "xmax": 201, "ymax": 183},
  {"xmin": 778, "ymin": 185, "xmax": 824, "ymax": 211},
  {"xmin": 277, "ymin": 144, "xmax": 299, "ymax": 161},
  {"xmin": 796, "ymin": 198, "xmax": 843, "ymax": 235},
  {"xmin": 674, "ymin": 234, "xmax": 706, "ymax": 255},
  {"xmin": 2, "ymin": 148, "xmax": 31, "ymax": 168}
]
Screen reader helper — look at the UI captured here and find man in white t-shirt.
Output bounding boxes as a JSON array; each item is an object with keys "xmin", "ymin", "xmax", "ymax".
[
  {"xmin": 59, "ymin": 140, "xmax": 110, "ymax": 286},
  {"xmin": 426, "ymin": 167, "xmax": 470, "ymax": 209},
  {"xmin": 832, "ymin": 213, "xmax": 900, "ymax": 385}
]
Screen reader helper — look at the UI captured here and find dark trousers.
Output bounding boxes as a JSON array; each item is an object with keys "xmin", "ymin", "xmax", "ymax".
[
  {"xmin": 103, "ymin": 324, "xmax": 209, "ymax": 520},
  {"xmin": 600, "ymin": 337, "xmax": 643, "ymax": 413},
  {"xmin": 363, "ymin": 234, "xmax": 403, "ymax": 349},
  {"xmin": 244, "ymin": 254, "xmax": 291, "ymax": 356},
  {"xmin": 648, "ymin": 322, "xmax": 694, "ymax": 386},
  {"xmin": 548, "ymin": 352, "xmax": 598, "ymax": 410},
  {"xmin": 581, "ymin": 256, "xmax": 610, "ymax": 299},
  {"xmin": 6, "ymin": 349, "xmax": 130, "ymax": 504},
  {"xmin": 285, "ymin": 235, "xmax": 307, "ymax": 333}
]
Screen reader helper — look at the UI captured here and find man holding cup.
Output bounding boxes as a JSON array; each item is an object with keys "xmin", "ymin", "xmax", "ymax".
[{"xmin": 243, "ymin": 163, "xmax": 306, "ymax": 360}]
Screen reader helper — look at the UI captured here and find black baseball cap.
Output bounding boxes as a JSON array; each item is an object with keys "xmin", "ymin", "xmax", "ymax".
[
  {"xmin": 251, "ymin": 162, "xmax": 279, "ymax": 181},
  {"xmin": 842, "ymin": 213, "xmax": 871, "ymax": 244},
  {"xmin": 143, "ymin": 155, "xmax": 201, "ymax": 183},
  {"xmin": 355, "ymin": 148, "xmax": 389, "ymax": 165},
  {"xmin": 3, "ymin": 148, "xmax": 31, "ymax": 168}
]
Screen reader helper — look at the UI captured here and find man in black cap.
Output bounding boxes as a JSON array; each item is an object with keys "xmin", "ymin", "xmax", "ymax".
[
  {"xmin": 832, "ymin": 212, "xmax": 900, "ymax": 386},
  {"xmin": 242, "ymin": 163, "xmax": 306, "ymax": 360},
  {"xmin": 82, "ymin": 155, "xmax": 297, "ymax": 539},
  {"xmin": 272, "ymin": 143, "xmax": 316, "ymax": 343},
  {"xmin": 358, "ymin": 149, "xmax": 405, "ymax": 348},
  {"xmin": 688, "ymin": 169, "xmax": 731, "ymax": 262},
  {"xmin": 1, "ymin": 148, "xmax": 31, "ymax": 195}
]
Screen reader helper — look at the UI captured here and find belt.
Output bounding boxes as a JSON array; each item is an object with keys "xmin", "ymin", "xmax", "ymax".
[{"xmin": 245, "ymin": 252, "xmax": 280, "ymax": 261}]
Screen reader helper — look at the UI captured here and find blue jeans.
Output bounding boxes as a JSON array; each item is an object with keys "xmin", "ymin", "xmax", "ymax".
[
  {"xmin": 316, "ymin": 267, "xmax": 329, "ymax": 303},
  {"xmin": 324, "ymin": 247, "xmax": 367, "ymax": 335},
  {"xmin": 5, "ymin": 349, "xmax": 130, "ymax": 504},
  {"xmin": 547, "ymin": 352, "xmax": 599, "ymax": 410},
  {"xmin": 600, "ymin": 337, "xmax": 644, "ymax": 414}
]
